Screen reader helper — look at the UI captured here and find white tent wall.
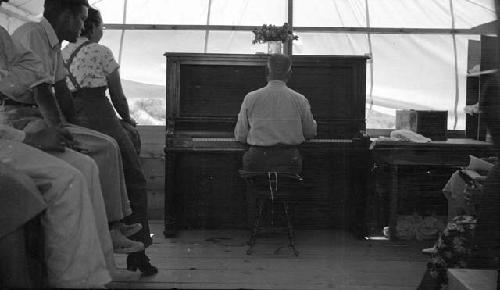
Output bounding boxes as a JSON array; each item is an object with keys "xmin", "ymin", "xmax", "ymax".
[{"xmin": 0, "ymin": 0, "xmax": 496, "ymax": 129}]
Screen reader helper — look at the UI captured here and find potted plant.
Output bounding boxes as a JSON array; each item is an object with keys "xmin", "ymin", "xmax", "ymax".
[{"xmin": 252, "ymin": 23, "xmax": 298, "ymax": 54}]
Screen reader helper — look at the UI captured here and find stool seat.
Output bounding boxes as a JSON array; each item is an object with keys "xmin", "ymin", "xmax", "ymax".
[{"xmin": 239, "ymin": 169, "xmax": 302, "ymax": 256}]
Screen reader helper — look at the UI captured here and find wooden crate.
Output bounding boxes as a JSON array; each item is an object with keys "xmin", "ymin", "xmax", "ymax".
[{"xmin": 396, "ymin": 110, "xmax": 448, "ymax": 141}]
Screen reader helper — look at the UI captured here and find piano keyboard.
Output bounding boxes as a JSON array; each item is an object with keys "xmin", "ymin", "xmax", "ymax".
[
  {"xmin": 165, "ymin": 137, "xmax": 355, "ymax": 152},
  {"xmin": 192, "ymin": 138, "xmax": 352, "ymax": 143}
]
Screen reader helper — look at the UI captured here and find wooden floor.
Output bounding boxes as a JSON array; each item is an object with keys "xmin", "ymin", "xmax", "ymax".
[{"xmin": 109, "ymin": 221, "xmax": 430, "ymax": 289}]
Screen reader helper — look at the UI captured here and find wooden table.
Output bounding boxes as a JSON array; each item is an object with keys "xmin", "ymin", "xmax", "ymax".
[{"xmin": 371, "ymin": 138, "xmax": 495, "ymax": 240}]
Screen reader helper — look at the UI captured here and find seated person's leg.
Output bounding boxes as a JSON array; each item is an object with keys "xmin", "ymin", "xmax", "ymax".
[
  {"xmin": 0, "ymin": 163, "xmax": 46, "ymax": 238},
  {"xmin": 243, "ymin": 147, "xmax": 267, "ymax": 172},
  {"xmin": 65, "ymin": 124, "xmax": 132, "ymax": 223},
  {"xmin": 52, "ymin": 149, "xmax": 144, "ymax": 258},
  {"xmin": 472, "ymin": 162, "xmax": 500, "ymax": 268},
  {"xmin": 0, "ymin": 227, "xmax": 33, "ymax": 288},
  {"xmin": 0, "ymin": 165, "xmax": 46, "ymax": 288},
  {"xmin": 0, "ymin": 140, "xmax": 111, "ymax": 288},
  {"xmin": 272, "ymin": 147, "xmax": 302, "ymax": 174},
  {"xmin": 243, "ymin": 147, "xmax": 302, "ymax": 174}
]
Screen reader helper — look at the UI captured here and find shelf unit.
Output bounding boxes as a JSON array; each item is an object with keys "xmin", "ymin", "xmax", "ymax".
[{"xmin": 465, "ymin": 35, "xmax": 498, "ymax": 141}]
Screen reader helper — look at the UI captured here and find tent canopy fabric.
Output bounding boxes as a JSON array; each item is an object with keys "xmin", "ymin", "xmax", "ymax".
[{"xmin": 0, "ymin": 0, "xmax": 496, "ymax": 128}]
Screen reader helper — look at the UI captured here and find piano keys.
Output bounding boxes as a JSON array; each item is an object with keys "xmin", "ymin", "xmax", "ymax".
[
  {"xmin": 163, "ymin": 53, "xmax": 370, "ymax": 236},
  {"xmin": 165, "ymin": 137, "xmax": 354, "ymax": 152}
]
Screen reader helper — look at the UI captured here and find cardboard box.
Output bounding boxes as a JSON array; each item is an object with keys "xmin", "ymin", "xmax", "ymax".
[{"xmin": 396, "ymin": 110, "xmax": 448, "ymax": 141}]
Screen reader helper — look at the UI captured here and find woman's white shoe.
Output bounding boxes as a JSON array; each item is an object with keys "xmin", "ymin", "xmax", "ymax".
[
  {"xmin": 110, "ymin": 229, "xmax": 145, "ymax": 254},
  {"xmin": 109, "ymin": 269, "xmax": 141, "ymax": 282},
  {"xmin": 119, "ymin": 223, "xmax": 142, "ymax": 237}
]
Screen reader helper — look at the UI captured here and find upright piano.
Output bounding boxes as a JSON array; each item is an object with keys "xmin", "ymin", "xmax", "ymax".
[{"xmin": 164, "ymin": 53, "xmax": 370, "ymax": 236}]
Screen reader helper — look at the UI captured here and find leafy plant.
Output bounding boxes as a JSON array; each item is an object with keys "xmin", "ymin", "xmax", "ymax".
[{"xmin": 252, "ymin": 23, "xmax": 298, "ymax": 44}]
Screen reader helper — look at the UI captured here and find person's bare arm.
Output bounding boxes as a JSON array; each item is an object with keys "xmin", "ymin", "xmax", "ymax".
[
  {"xmin": 234, "ymin": 95, "xmax": 251, "ymax": 143},
  {"xmin": 33, "ymin": 83, "xmax": 62, "ymax": 126},
  {"xmin": 301, "ymin": 97, "xmax": 317, "ymax": 139},
  {"xmin": 107, "ymin": 69, "xmax": 135, "ymax": 125},
  {"xmin": 54, "ymin": 79, "xmax": 76, "ymax": 124}
]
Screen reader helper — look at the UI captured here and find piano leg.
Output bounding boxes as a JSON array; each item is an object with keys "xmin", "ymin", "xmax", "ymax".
[
  {"xmin": 163, "ymin": 223, "xmax": 177, "ymax": 238},
  {"xmin": 164, "ymin": 151, "xmax": 178, "ymax": 238}
]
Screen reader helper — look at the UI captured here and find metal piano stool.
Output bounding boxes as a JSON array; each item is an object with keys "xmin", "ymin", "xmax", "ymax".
[{"xmin": 239, "ymin": 170, "xmax": 303, "ymax": 256}]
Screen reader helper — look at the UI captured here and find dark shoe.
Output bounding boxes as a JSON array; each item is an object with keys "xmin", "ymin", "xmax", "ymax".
[{"xmin": 127, "ymin": 251, "xmax": 158, "ymax": 277}]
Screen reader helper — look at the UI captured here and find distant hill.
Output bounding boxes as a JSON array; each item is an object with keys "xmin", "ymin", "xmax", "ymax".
[
  {"xmin": 366, "ymin": 108, "xmax": 395, "ymax": 129},
  {"xmin": 120, "ymin": 79, "xmax": 448, "ymax": 128},
  {"xmin": 370, "ymin": 95, "xmax": 433, "ymax": 110},
  {"xmin": 120, "ymin": 79, "xmax": 432, "ymax": 111},
  {"xmin": 121, "ymin": 79, "xmax": 165, "ymax": 99}
]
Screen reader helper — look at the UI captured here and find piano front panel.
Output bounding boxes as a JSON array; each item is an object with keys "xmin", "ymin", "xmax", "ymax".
[
  {"xmin": 179, "ymin": 65, "xmax": 266, "ymax": 117},
  {"xmin": 166, "ymin": 142, "xmax": 358, "ymax": 229},
  {"xmin": 289, "ymin": 66, "xmax": 351, "ymax": 119},
  {"xmin": 174, "ymin": 152, "xmax": 248, "ymax": 229}
]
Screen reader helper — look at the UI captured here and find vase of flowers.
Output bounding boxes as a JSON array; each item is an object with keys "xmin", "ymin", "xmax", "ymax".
[
  {"xmin": 252, "ymin": 23, "xmax": 298, "ymax": 54},
  {"xmin": 267, "ymin": 41, "xmax": 282, "ymax": 54}
]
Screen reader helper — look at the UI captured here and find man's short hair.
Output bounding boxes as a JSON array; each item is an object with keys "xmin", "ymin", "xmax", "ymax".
[
  {"xmin": 44, "ymin": 0, "xmax": 89, "ymax": 19},
  {"xmin": 267, "ymin": 53, "xmax": 291, "ymax": 78}
]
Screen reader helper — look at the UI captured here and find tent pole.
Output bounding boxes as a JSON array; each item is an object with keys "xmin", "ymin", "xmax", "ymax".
[
  {"xmin": 450, "ymin": 0, "xmax": 460, "ymax": 130},
  {"xmin": 203, "ymin": 0, "xmax": 213, "ymax": 53},
  {"xmin": 287, "ymin": 0, "xmax": 293, "ymax": 56},
  {"xmin": 118, "ymin": 0, "xmax": 128, "ymax": 66},
  {"xmin": 365, "ymin": 0, "xmax": 374, "ymax": 111}
]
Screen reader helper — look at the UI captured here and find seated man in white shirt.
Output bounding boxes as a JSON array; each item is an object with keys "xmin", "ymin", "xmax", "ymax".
[{"xmin": 234, "ymin": 53, "xmax": 317, "ymax": 174}]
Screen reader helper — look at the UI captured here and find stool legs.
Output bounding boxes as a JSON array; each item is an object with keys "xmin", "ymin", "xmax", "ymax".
[
  {"xmin": 248, "ymin": 199, "xmax": 299, "ymax": 256},
  {"xmin": 283, "ymin": 201, "xmax": 299, "ymax": 256},
  {"xmin": 247, "ymin": 198, "xmax": 265, "ymax": 255}
]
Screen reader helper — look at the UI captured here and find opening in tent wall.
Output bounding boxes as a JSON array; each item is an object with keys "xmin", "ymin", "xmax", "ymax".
[{"xmin": 0, "ymin": 0, "xmax": 496, "ymax": 129}]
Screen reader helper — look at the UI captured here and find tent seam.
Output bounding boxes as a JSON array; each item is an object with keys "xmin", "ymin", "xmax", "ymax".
[
  {"xmin": 450, "ymin": 0, "xmax": 460, "ymax": 130},
  {"xmin": 365, "ymin": 0, "xmax": 374, "ymax": 111},
  {"xmin": 203, "ymin": 0, "xmax": 212, "ymax": 54},
  {"xmin": 117, "ymin": 0, "xmax": 128, "ymax": 66}
]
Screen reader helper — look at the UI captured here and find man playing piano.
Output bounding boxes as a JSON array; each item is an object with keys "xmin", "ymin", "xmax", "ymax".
[{"xmin": 234, "ymin": 53, "xmax": 317, "ymax": 174}]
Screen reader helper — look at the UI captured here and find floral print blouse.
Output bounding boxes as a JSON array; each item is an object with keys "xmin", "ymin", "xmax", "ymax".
[
  {"xmin": 61, "ymin": 37, "xmax": 119, "ymax": 91},
  {"xmin": 427, "ymin": 215, "xmax": 477, "ymax": 290}
]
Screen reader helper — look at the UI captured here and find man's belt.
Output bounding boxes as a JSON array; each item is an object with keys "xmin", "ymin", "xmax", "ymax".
[
  {"xmin": 248, "ymin": 144, "xmax": 299, "ymax": 149},
  {"xmin": 0, "ymin": 97, "xmax": 38, "ymax": 108}
]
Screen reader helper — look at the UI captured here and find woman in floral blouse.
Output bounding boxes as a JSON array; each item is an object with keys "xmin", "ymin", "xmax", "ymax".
[{"xmin": 61, "ymin": 7, "xmax": 157, "ymax": 277}]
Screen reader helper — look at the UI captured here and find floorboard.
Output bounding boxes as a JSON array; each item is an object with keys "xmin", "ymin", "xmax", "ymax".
[{"xmin": 108, "ymin": 221, "xmax": 430, "ymax": 289}]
